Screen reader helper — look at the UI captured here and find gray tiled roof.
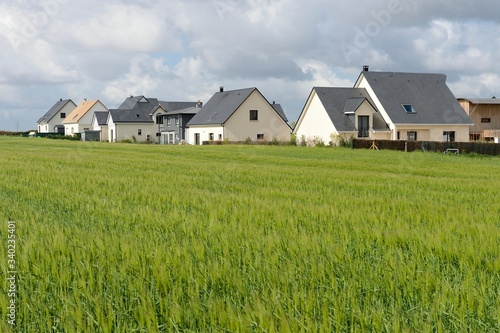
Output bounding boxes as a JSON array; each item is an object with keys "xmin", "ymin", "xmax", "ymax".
[
  {"xmin": 361, "ymin": 72, "xmax": 472, "ymax": 125},
  {"xmin": 112, "ymin": 96, "xmax": 200, "ymax": 123},
  {"xmin": 93, "ymin": 111, "xmax": 109, "ymax": 126},
  {"xmin": 188, "ymin": 88, "xmax": 256, "ymax": 125},
  {"xmin": 37, "ymin": 99, "xmax": 75, "ymax": 124},
  {"xmin": 159, "ymin": 101, "xmax": 201, "ymax": 112},
  {"xmin": 187, "ymin": 88, "xmax": 289, "ymax": 126},
  {"xmin": 271, "ymin": 103, "xmax": 288, "ymax": 122},
  {"xmin": 164, "ymin": 106, "xmax": 201, "ymax": 116},
  {"xmin": 313, "ymin": 87, "xmax": 389, "ymax": 132}
]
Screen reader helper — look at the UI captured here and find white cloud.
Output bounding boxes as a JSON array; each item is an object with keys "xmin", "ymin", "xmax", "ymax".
[{"xmin": 1, "ymin": 0, "xmax": 500, "ymax": 130}]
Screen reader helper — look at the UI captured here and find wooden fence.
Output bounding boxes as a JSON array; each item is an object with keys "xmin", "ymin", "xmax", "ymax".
[{"xmin": 353, "ymin": 139, "xmax": 500, "ymax": 156}]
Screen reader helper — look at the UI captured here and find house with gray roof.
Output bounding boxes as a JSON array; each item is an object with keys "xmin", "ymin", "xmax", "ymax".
[
  {"xmin": 355, "ymin": 68, "xmax": 472, "ymax": 142},
  {"xmin": 107, "ymin": 96, "xmax": 201, "ymax": 143},
  {"xmin": 107, "ymin": 96, "xmax": 164, "ymax": 142},
  {"xmin": 37, "ymin": 99, "xmax": 77, "ymax": 134},
  {"xmin": 294, "ymin": 87, "xmax": 390, "ymax": 145},
  {"xmin": 295, "ymin": 67, "xmax": 473, "ymax": 145},
  {"xmin": 186, "ymin": 87, "xmax": 291, "ymax": 144}
]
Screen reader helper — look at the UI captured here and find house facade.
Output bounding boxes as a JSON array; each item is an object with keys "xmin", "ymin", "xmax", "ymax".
[
  {"xmin": 160, "ymin": 106, "xmax": 201, "ymax": 144},
  {"xmin": 295, "ymin": 68, "xmax": 473, "ymax": 145},
  {"xmin": 106, "ymin": 96, "xmax": 200, "ymax": 143},
  {"xmin": 457, "ymin": 98, "xmax": 500, "ymax": 142},
  {"xmin": 63, "ymin": 100, "xmax": 108, "ymax": 136},
  {"xmin": 354, "ymin": 69, "xmax": 472, "ymax": 142},
  {"xmin": 37, "ymin": 99, "xmax": 77, "ymax": 134},
  {"xmin": 187, "ymin": 87, "xmax": 291, "ymax": 144},
  {"xmin": 294, "ymin": 88, "xmax": 390, "ymax": 145}
]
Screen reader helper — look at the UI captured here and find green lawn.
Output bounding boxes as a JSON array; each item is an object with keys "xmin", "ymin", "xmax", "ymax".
[{"xmin": 1, "ymin": 137, "xmax": 499, "ymax": 332}]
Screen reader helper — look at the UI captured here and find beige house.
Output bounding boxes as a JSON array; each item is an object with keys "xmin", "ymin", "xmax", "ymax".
[
  {"xmin": 354, "ymin": 68, "xmax": 472, "ymax": 142},
  {"xmin": 295, "ymin": 67, "xmax": 473, "ymax": 144},
  {"xmin": 63, "ymin": 100, "xmax": 108, "ymax": 136},
  {"xmin": 187, "ymin": 87, "xmax": 291, "ymax": 144},
  {"xmin": 36, "ymin": 99, "xmax": 77, "ymax": 134},
  {"xmin": 457, "ymin": 98, "xmax": 500, "ymax": 142}
]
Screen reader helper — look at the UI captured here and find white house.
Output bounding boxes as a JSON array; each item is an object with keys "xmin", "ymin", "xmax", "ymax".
[
  {"xmin": 187, "ymin": 87, "xmax": 291, "ymax": 144},
  {"xmin": 63, "ymin": 100, "xmax": 108, "ymax": 136},
  {"xmin": 36, "ymin": 99, "xmax": 77, "ymax": 134},
  {"xmin": 294, "ymin": 87, "xmax": 390, "ymax": 145}
]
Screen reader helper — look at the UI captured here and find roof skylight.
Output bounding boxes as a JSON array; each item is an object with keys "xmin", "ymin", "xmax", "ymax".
[{"xmin": 402, "ymin": 104, "xmax": 416, "ymax": 114}]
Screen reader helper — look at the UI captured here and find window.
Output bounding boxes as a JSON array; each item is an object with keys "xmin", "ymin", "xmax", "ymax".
[
  {"xmin": 357, "ymin": 116, "xmax": 369, "ymax": 138},
  {"xmin": 481, "ymin": 118, "xmax": 491, "ymax": 123},
  {"xmin": 397, "ymin": 131, "xmax": 400, "ymax": 140},
  {"xmin": 156, "ymin": 115, "xmax": 164, "ymax": 124},
  {"xmin": 443, "ymin": 131, "xmax": 455, "ymax": 142},
  {"xmin": 218, "ymin": 134, "xmax": 222, "ymax": 141},
  {"xmin": 175, "ymin": 116, "xmax": 179, "ymax": 125},
  {"xmin": 60, "ymin": 113, "xmax": 66, "ymax": 119},
  {"xmin": 138, "ymin": 129, "xmax": 142, "ymax": 136},
  {"xmin": 470, "ymin": 133, "xmax": 481, "ymax": 141},
  {"xmin": 167, "ymin": 117, "xmax": 171, "ymax": 126},
  {"xmin": 407, "ymin": 131, "xmax": 417, "ymax": 141},
  {"xmin": 257, "ymin": 134, "xmax": 264, "ymax": 140},
  {"xmin": 209, "ymin": 133, "xmax": 214, "ymax": 141},
  {"xmin": 250, "ymin": 110, "xmax": 258, "ymax": 121},
  {"xmin": 402, "ymin": 104, "xmax": 416, "ymax": 113},
  {"xmin": 194, "ymin": 133, "xmax": 200, "ymax": 145}
]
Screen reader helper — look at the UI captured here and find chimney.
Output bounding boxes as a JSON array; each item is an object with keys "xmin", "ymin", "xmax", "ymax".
[
  {"xmin": 220, "ymin": 86, "xmax": 224, "ymax": 93},
  {"xmin": 60, "ymin": 98, "xmax": 62, "ymax": 101},
  {"xmin": 272, "ymin": 101, "xmax": 275, "ymax": 104},
  {"xmin": 363, "ymin": 65, "xmax": 369, "ymax": 72}
]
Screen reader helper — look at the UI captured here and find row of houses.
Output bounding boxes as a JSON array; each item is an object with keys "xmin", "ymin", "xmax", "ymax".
[{"xmin": 36, "ymin": 67, "xmax": 500, "ymax": 144}]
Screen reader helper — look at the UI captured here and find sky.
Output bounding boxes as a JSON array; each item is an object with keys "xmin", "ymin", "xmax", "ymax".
[{"xmin": 1, "ymin": 0, "xmax": 500, "ymax": 131}]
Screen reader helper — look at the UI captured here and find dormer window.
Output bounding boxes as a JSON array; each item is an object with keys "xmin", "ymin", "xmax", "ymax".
[{"xmin": 402, "ymin": 104, "xmax": 416, "ymax": 114}]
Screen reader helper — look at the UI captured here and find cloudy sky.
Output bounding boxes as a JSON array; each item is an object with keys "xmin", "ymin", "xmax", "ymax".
[{"xmin": 1, "ymin": 0, "xmax": 500, "ymax": 131}]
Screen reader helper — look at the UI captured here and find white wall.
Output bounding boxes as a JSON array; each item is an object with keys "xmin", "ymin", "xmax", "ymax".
[
  {"xmin": 294, "ymin": 91, "xmax": 338, "ymax": 145},
  {"xmin": 187, "ymin": 125, "xmax": 224, "ymax": 145}
]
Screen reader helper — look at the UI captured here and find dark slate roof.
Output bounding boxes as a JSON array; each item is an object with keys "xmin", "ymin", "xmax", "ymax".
[
  {"xmin": 187, "ymin": 87, "xmax": 289, "ymax": 126},
  {"xmin": 187, "ymin": 88, "xmax": 256, "ymax": 125},
  {"xmin": 159, "ymin": 101, "xmax": 201, "ymax": 112},
  {"xmin": 164, "ymin": 106, "xmax": 201, "ymax": 116},
  {"xmin": 109, "ymin": 108, "xmax": 155, "ymax": 123},
  {"xmin": 313, "ymin": 87, "xmax": 389, "ymax": 132},
  {"xmin": 360, "ymin": 71, "xmax": 472, "ymax": 125},
  {"xmin": 94, "ymin": 111, "xmax": 109, "ymax": 126},
  {"xmin": 37, "ymin": 99, "xmax": 75, "ymax": 124},
  {"xmin": 271, "ymin": 103, "xmax": 288, "ymax": 122}
]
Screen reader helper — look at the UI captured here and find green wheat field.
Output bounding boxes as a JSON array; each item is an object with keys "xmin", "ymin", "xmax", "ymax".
[{"xmin": 1, "ymin": 137, "xmax": 499, "ymax": 332}]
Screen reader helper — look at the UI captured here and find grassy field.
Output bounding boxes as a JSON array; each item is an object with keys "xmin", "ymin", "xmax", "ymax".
[{"xmin": 0, "ymin": 137, "xmax": 499, "ymax": 332}]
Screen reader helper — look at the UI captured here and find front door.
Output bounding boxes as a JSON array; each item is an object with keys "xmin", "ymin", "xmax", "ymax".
[
  {"xmin": 195, "ymin": 133, "xmax": 200, "ymax": 145},
  {"xmin": 358, "ymin": 116, "xmax": 369, "ymax": 138}
]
